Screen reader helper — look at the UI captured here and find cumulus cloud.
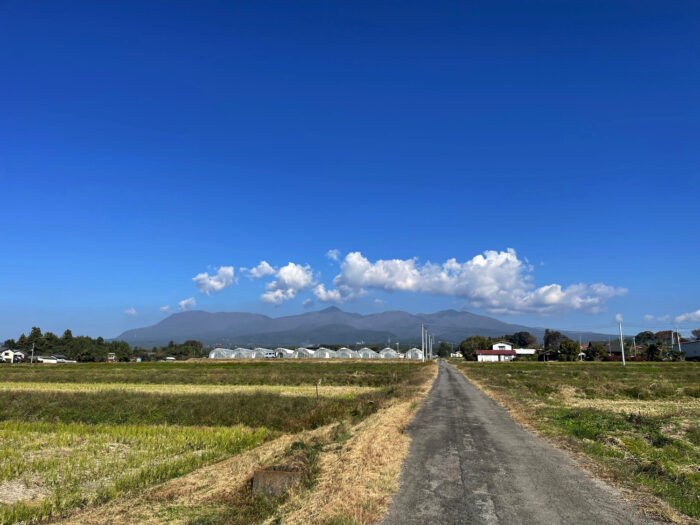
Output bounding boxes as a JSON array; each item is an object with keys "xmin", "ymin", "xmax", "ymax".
[
  {"xmin": 160, "ymin": 305, "xmax": 171, "ymax": 313},
  {"xmin": 179, "ymin": 297, "xmax": 196, "ymax": 311},
  {"xmin": 192, "ymin": 266, "xmax": 235, "ymax": 295},
  {"xmin": 248, "ymin": 261, "xmax": 276, "ymax": 279},
  {"xmin": 643, "ymin": 314, "xmax": 654, "ymax": 322},
  {"xmin": 260, "ymin": 263, "xmax": 314, "ymax": 305},
  {"xmin": 326, "ymin": 249, "xmax": 340, "ymax": 262},
  {"xmin": 658, "ymin": 315, "xmax": 670, "ymax": 322},
  {"xmin": 615, "ymin": 313, "xmax": 623, "ymax": 323},
  {"xmin": 313, "ymin": 250, "xmax": 626, "ymax": 315},
  {"xmin": 124, "ymin": 307, "xmax": 137, "ymax": 316},
  {"xmin": 676, "ymin": 309, "xmax": 700, "ymax": 323},
  {"xmin": 303, "ymin": 298, "xmax": 314, "ymax": 308},
  {"xmin": 313, "ymin": 284, "xmax": 344, "ymax": 304}
]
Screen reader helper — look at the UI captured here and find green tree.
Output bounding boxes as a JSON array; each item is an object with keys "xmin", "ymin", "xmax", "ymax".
[
  {"xmin": 692, "ymin": 329, "xmax": 700, "ymax": 340},
  {"xmin": 459, "ymin": 335, "xmax": 488, "ymax": 361},
  {"xmin": 436, "ymin": 341, "xmax": 451, "ymax": 358},
  {"xmin": 544, "ymin": 329, "xmax": 562, "ymax": 351},
  {"xmin": 61, "ymin": 329, "xmax": 74, "ymax": 343},
  {"xmin": 3, "ymin": 339, "xmax": 16, "ymax": 349},
  {"xmin": 559, "ymin": 340, "xmax": 579, "ymax": 361},
  {"xmin": 585, "ymin": 342, "xmax": 606, "ymax": 361},
  {"xmin": 646, "ymin": 343, "xmax": 663, "ymax": 361},
  {"xmin": 635, "ymin": 331, "xmax": 655, "ymax": 345},
  {"xmin": 507, "ymin": 331, "xmax": 537, "ymax": 348}
]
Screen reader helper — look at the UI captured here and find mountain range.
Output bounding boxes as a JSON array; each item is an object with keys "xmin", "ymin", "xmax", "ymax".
[{"xmin": 115, "ymin": 307, "xmax": 611, "ymax": 348}]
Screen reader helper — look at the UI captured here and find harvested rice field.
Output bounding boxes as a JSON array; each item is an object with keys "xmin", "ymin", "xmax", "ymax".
[{"xmin": 0, "ymin": 360, "xmax": 435, "ymax": 524}]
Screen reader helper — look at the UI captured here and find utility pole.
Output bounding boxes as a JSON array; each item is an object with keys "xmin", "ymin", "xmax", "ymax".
[
  {"xmin": 31, "ymin": 342, "xmax": 35, "ymax": 364},
  {"xmin": 632, "ymin": 336, "xmax": 636, "ymax": 358},
  {"xmin": 421, "ymin": 324, "xmax": 425, "ymax": 363},
  {"xmin": 676, "ymin": 327, "xmax": 682, "ymax": 355},
  {"xmin": 618, "ymin": 321, "xmax": 626, "ymax": 367}
]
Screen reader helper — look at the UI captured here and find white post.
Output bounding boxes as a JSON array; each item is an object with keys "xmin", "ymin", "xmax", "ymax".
[
  {"xmin": 31, "ymin": 342, "xmax": 35, "ymax": 364},
  {"xmin": 421, "ymin": 324, "xmax": 425, "ymax": 363},
  {"xmin": 618, "ymin": 321, "xmax": 626, "ymax": 367},
  {"xmin": 676, "ymin": 327, "xmax": 682, "ymax": 355}
]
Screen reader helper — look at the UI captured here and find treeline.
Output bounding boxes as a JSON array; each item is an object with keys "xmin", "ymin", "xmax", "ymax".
[
  {"xmin": 454, "ymin": 328, "xmax": 692, "ymax": 362},
  {"xmin": 2, "ymin": 327, "xmax": 206, "ymax": 362}
]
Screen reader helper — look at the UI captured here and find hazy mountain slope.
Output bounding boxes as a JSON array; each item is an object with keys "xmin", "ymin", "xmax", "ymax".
[{"xmin": 115, "ymin": 307, "xmax": 611, "ymax": 347}]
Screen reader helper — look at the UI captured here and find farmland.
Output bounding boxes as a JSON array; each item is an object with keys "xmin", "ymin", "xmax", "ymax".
[
  {"xmin": 0, "ymin": 360, "xmax": 434, "ymax": 524},
  {"xmin": 453, "ymin": 361, "xmax": 700, "ymax": 521}
]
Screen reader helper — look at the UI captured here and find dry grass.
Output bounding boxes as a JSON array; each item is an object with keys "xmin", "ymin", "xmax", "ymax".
[
  {"xmin": 273, "ymin": 363, "xmax": 437, "ymax": 525},
  {"xmin": 54, "ymin": 428, "xmax": 332, "ymax": 525},
  {"xmin": 0, "ymin": 381, "xmax": 376, "ymax": 398}
]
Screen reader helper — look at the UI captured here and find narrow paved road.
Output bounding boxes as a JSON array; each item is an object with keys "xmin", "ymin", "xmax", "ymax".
[{"xmin": 383, "ymin": 360, "xmax": 657, "ymax": 525}]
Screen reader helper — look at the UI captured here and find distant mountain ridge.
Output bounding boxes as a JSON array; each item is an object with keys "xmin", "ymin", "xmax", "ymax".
[{"xmin": 114, "ymin": 307, "xmax": 612, "ymax": 347}]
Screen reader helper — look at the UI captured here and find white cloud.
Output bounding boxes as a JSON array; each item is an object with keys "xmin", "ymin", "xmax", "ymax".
[
  {"xmin": 260, "ymin": 263, "xmax": 314, "ymax": 305},
  {"xmin": 658, "ymin": 315, "xmax": 670, "ymax": 322},
  {"xmin": 326, "ymin": 249, "xmax": 340, "ymax": 262},
  {"xmin": 124, "ymin": 307, "xmax": 137, "ymax": 316},
  {"xmin": 160, "ymin": 305, "xmax": 171, "ymax": 313},
  {"xmin": 313, "ymin": 284, "xmax": 343, "ymax": 304},
  {"xmin": 676, "ymin": 309, "xmax": 700, "ymax": 324},
  {"xmin": 643, "ymin": 314, "xmax": 654, "ymax": 322},
  {"xmin": 248, "ymin": 261, "xmax": 276, "ymax": 279},
  {"xmin": 179, "ymin": 297, "xmax": 196, "ymax": 311},
  {"xmin": 374, "ymin": 298, "xmax": 385, "ymax": 305},
  {"xmin": 192, "ymin": 266, "xmax": 235, "ymax": 295},
  {"xmin": 303, "ymin": 298, "xmax": 314, "ymax": 308},
  {"xmin": 314, "ymin": 249, "xmax": 626, "ymax": 315},
  {"xmin": 615, "ymin": 313, "xmax": 623, "ymax": 323}
]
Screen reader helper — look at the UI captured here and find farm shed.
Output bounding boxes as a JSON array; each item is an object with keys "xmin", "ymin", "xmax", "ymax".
[
  {"xmin": 405, "ymin": 347, "xmax": 423, "ymax": 360},
  {"xmin": 275, "ymin": 348, "xmax": 297, "ymax": 358},
  {"xmin": 296, "ymin": 348, "xmax": 315, "ymax": 358},
  {"xmin": 379, "ymin": 348, "xmax": 399, "ymax": 359},
  {"xmin": 337, "ymin": 347, "xmax": 359, "ymax": 358},
  {"xmin": 358, "ymin": 348, "xmax": 379, "ymax": 359},
  {"xmin": 314, "ymin": 347, "xmax": 337, "ymax": 359}
]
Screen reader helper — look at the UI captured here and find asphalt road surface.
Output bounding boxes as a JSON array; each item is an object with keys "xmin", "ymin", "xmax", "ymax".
[{"xmin": 383, "ymin": 360, "xmax": 658, "ymax": 525}]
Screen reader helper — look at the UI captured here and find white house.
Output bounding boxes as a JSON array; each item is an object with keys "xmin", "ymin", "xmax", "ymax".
[
  {"xmin": 491, "ymin": 342, "xmax": 512, "ymax": 351},
  {"xmin": 513, "ymin": 348, "xmax": 536, "ymax": 357},
  {"xmin": 476, "ymin": 343, "xmax": 516, "ymax": 362}
]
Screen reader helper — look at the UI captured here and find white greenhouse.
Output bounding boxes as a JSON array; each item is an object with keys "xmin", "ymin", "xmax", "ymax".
[
  {"xmin": 337, "ymin": 347, "xmax": 359, "ymax": 358},
  {"xmin": 379, "ymin": 348, "xmax": 399, "ymax": 359},
  {"xmin": 296, "ymin": 347, "xmax": 316, "ymax": 358},
  {"xmin": 358, "ymin": 348, "xmax": 379, "ymax": 359},
  {"xmin": 208, "ymin": 348, "xmax": 236, "ymax": 359},
  {"xmin": 405, "ymin": 347, "xmax": 424, "ymax": 360},
  {"xmin": 314, "ymin": 347, "xmax": 337, "ymax": 359},
  {"xmin": 275, "ymin": 347, "xmax": 297, "ymax": 358},
  {"xmin": 251, "ymin": 348, "xmax": 267, "ymax": 359}
]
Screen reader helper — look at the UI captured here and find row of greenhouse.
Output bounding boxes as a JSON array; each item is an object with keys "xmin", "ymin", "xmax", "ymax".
[{"xmin": 208, "ymin": 346, "xmax": 425, "ymax": 360}]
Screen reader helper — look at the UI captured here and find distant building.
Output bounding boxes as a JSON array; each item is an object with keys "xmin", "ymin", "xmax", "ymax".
[
  {"xmin": 1, "ymin": 349, "xmax": 25, "ymax": 363},
  {"xmin": 674, "ymin": 340, "xmax": 700, "ymax": 360},
  {"xmin": 476, "ymin": 349, "xmax": 516, "ymax": 362},
  {"xmin": 491, "ymin": 342, "xmax": 512, "ymax": 351}
]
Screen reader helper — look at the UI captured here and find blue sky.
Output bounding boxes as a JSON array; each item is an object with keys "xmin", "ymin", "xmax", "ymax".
[{"xmin": 1, "ymin": 1, "xmax": 699, "ymax": 340}]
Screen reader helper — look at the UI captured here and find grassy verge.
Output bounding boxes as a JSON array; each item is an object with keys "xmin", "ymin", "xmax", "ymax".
[
  {"xmin": 0, "ymin": 361, "xmax": 432, "ymax": 524},
  {"xmin": 452, "ymin": 360, "xmax": 700, "ymax": 521}
]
